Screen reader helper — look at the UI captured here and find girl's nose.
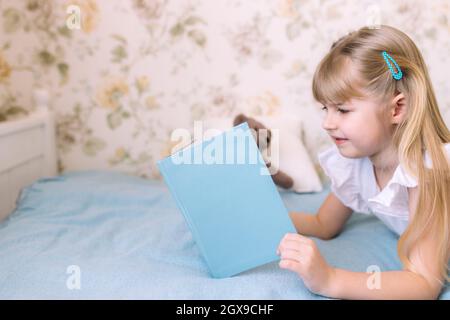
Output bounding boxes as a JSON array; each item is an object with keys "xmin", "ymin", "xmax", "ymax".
[{"xmin": 322, "ymin": 112, "xmax": 338, "ymax": 130}]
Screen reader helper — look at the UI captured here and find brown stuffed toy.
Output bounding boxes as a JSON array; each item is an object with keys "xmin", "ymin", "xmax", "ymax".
[{"xmin": 233, "ymin": 113, "xmax": 294, "ymax": 190}]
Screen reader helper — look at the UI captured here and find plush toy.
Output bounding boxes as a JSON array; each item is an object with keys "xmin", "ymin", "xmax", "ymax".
[{"xmin": 233, "ymin": 113, "xmax": 294, "ymax": 190}]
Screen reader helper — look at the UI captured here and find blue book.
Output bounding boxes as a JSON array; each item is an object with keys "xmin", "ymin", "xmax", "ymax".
[{"xmin": 157, "ymin": 122, "xmax": 296, "ymax": 278}]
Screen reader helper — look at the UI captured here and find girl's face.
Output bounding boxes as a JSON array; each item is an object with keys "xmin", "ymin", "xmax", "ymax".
[{"xmin": 320, "ymin": 97, "xmax": 393, "ymax": 159}]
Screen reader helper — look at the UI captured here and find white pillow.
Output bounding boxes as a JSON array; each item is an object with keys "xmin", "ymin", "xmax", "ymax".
[{"xmin": 202, "ymin": 115, "xmax": 323, "ymax": 193}]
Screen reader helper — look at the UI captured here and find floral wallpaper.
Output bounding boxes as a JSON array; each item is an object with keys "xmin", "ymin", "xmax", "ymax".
[{"xmin": 1, "ymin": 0, "xmax": 450, "ymax": 181}]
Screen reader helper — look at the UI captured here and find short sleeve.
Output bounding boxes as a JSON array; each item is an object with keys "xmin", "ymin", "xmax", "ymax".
[{"xmin": 317, "ymin": 145, "xmax": 364, "ymax": 213}]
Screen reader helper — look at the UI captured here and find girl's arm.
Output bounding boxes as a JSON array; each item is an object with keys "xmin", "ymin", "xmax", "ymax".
[
  {"xmin": 278, "ymin": 230, "xmax": 443, "ymax": 299},
  {"xmin": 326, "ymin": 268, "xmax": 441, "ymax": 300},
  {"xmin": 289, "ymin": 192, "xmax": 353, "ymax": 240},
  {"xmin": 278, "ymin": 187, "xmax": 445, "ymax": 299},
  {"xmin": 327, "ymin": 186, "xmax": 444, "ymax": 299}
]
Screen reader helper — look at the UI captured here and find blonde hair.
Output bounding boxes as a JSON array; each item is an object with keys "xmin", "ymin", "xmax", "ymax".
[{"xmin": 312, "ymin": 25, "xmax": 450, "ymax": 283}]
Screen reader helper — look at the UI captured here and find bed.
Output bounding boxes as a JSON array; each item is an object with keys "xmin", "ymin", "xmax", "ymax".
[
  {"xmin": 0, "ymin": 89, "xmax": 56, "ymax": 222},
  {"xmin": 0, "ymin": 101, "xmax": 448, "ymax": 299}
]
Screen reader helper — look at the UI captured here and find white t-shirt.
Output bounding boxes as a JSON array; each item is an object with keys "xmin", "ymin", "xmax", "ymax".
[{"xmin": 317, "ymin": 143, "xmax": 450, "ymax": 235}]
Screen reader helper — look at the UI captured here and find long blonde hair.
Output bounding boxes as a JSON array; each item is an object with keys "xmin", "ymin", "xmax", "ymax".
[{"xmin": 312, "ymin": 25, "xmax": 450, "ymax": 282}]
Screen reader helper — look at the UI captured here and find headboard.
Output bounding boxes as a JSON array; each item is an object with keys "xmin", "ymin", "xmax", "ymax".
[{"xmin": 0, "ymin": 90, "xmax": 57, "ymax": 221}]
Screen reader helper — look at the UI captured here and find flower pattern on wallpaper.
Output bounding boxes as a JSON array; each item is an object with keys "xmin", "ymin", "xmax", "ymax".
[
  {"xmin": 226, "ymin": 13, "xmax": 282, "ymax": 69},
  {"xmin": 0, "ymin": 0, "xmax": 75, "ymax": 122},
  {"xmin": 1, "ymin": 0, "xmax": 449, "ymax": 182},
  {"xmin": 0, "ymin": 51, "xmax": 11, "ymax": 81},
  {"xmin": 0, "ymin": 50, "xmax": 23, "ymax": 122}
]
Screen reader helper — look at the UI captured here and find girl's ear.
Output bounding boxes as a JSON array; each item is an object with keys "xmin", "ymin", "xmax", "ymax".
[{"xmin": 390, "ymin": 92, "xmax": 407, "ymax": 124}]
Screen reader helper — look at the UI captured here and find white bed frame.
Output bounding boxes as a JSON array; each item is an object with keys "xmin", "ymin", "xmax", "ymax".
[{"xmin": 0, "ymin": 90, "xmax": 57, "ymax": 221}]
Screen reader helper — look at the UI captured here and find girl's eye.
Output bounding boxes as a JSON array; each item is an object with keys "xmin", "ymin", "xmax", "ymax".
[
  {"xmin": 321, "ymin": 106, "xmax": 349, "ymax": 114},
  {"xmin": 322, "ymin": 106, "xmax": 350, "ymax": 114}
]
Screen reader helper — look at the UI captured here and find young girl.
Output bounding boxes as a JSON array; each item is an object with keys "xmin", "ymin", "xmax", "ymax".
[{"xmin": 277, "ymin": 25, "xmax": 450, "ymax": 299}]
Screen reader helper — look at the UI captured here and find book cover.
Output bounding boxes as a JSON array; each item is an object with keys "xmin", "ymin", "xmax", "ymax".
[{"xmin": 157, "ymin": 122, "xmax": 296, "ymax": 278}]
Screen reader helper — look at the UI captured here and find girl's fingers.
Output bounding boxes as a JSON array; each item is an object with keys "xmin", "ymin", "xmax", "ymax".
[
  {"xmin": 277, "ymin": 233, "xmax": 315, "ymax": 256},
  {"xmin": 278, "ymin": 239, "xmax": 309, "ymax": 252},
  {"xmin": 279, "ymin": 248, "xmax": 305, "ymax": 262},
  {"xmin": 279, "ymin": 259, "xmax": 306, "ymax": 275},
  {"xmin": 277, "ymin": 239, "xmax": 313, "ymax": 255},
  {"xmin": 279, "ymin": 259, "xmax": 295, "ymax": 269},
  {"xmin": 282, "ymin": 233, "xmax": 314, "ymax": 245}
]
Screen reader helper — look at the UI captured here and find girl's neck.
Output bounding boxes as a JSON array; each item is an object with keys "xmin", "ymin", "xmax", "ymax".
[{"xmin": 369, "ymin": 143, "xmax": 399, "ymax": 174}]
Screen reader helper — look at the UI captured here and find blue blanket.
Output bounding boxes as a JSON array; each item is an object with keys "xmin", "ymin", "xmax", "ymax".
[{"xmin": 0, "ymin": 171, "xmax": 448, "ymax": 299}]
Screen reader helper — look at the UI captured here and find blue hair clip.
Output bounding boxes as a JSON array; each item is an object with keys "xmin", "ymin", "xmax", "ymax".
[{"xmin": 382, "ymin": 51, "xmax": 403, "ymax": 80}]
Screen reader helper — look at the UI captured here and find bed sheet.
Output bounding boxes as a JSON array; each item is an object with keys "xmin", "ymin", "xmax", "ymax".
[{"xmin": 0, "ymin": 171, "xmax": 448, "ymax": 299}]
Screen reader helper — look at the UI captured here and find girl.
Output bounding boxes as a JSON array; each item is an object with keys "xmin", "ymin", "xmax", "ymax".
[{"xmin": 277, "ymin": 25, "xmax": 450, "ymax": 299}]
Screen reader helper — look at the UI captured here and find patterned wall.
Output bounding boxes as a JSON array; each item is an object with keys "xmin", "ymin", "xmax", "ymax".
[{"xmin": 1, "ymin": 0, "xmax": 450, "ymax": 180}]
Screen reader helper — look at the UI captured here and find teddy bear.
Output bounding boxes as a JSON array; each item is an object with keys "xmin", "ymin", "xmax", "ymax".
[{"xmin": 233, "ymin": 113, "xmax": 294, "ymax": 190}]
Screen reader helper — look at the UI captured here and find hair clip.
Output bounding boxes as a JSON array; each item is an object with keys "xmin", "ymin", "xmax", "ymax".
[{"xmin": 382, "ymin": 51, "xmax": 403, "ymax": 80}]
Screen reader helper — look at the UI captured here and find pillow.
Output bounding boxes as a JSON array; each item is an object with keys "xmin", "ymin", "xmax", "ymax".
[{"xmin": 201, "ymin": 115, "xmax": 323, "ymax": 193}]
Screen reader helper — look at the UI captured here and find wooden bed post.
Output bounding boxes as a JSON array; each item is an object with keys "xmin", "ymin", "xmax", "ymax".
[{"xmin": 0, "ymin": 89, "xmax": 57, "ymax": 221}]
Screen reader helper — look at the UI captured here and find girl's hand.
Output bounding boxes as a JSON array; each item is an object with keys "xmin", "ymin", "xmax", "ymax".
[{"xmin": 277, "ymin": 233, "xmax": 335, "ymax": 296}]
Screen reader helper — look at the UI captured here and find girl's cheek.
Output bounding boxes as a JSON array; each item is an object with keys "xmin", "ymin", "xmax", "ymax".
[{"xmin": 344, "ymin": 114, "xmax": 365, "ymax": 130}]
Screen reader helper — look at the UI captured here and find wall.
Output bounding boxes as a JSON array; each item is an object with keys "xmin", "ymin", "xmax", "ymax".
[{"xmin": 1, "ymin": 0, "xmax": 449, "ymax": 179}]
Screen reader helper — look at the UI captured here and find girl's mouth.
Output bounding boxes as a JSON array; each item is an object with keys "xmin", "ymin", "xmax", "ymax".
[{"xmin": 333, "ymin": 137, "xmax": 348, "ymax": 145}]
